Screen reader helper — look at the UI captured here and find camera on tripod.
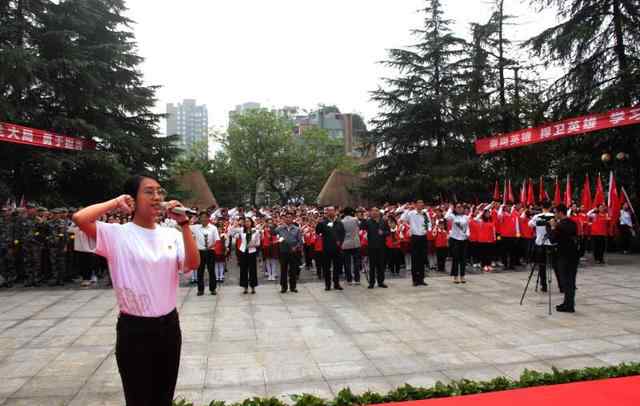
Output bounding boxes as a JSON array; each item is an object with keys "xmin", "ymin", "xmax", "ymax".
[{"xmin": 535, "ymin": 212, "xmax": 555, "ymax": 227}]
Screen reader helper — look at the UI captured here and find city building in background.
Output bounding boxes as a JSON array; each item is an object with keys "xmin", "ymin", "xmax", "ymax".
[
  {"xmin": 229, "ymin": 102, "xmax": 374, "ymax": 161},
  {"xmin": 166, "ymin": 99, "xmax": 209, "ymax": 150}
]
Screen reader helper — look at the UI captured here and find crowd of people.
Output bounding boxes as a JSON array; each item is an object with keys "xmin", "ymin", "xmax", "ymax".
[{"xmin": 2, "ymin": 198, "xmax": 636, "ymax": 295}]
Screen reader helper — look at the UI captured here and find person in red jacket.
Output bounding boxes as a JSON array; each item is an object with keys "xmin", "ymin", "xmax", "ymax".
[
  {"xmin": 475, "ymin": 209, "xmax": 497, "ymax": 272},
  {"xmin": 432, "ymin": 219, "xmax": 449, "ymax": 272},
  {"xmin": 519, "ymin": 207, "xmax": 535, "ymax": 264},
  {"xmin": 385, "ymin": 217, "xmax": 403, "ymax": 275},
  {"xmin": 569, "ymin": 204, "xmax": 586, "ymax": 259},
  {"xmin": 313, "ymin": 230, "xmax": 324, "ymax": 279},
  {"xmin": 213, "ymin": 220, "xmax": 228, "ymax": 283},
  {"xmin": 497, "ymin": 202, "xmax": 520, "ymax": 270},
  {"xmin": 358, "ymin": 227, "xmax": 369, "ymax": 276},
  {"xmin": 588, "ymin": 204, "xmax": 610, "ymax": 264}
]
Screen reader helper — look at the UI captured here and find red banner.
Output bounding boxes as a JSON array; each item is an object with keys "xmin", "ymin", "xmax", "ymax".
[
  {"xmin": 475, "ymin": 106, "xmax": 640, "ymax": 154},
  {"xmin": 0, "ymin": 122, "xmax": 96, "ymax": 151}
]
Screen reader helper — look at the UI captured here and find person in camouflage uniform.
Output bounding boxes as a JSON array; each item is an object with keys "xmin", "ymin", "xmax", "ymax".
[
  {"xmin": 0, "ymin": 207, "xmax": 14, "ymax": 288},
  {"xmin": 23, "ymin": 204, "xmax": 44, "ymax": 287},
  {"xmin": 47, "ymin": 208, "xmax": 69, "ymax": 286}
]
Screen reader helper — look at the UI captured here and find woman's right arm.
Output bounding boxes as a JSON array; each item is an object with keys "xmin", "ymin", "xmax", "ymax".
[{"xmin": 72, "ymin": 195, "xmax": 134, "ymax": 239}]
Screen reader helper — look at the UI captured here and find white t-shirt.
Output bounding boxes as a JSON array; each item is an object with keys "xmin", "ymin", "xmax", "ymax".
[{"xmin": 95, "ymin": 222, "xmax": 186, "ymax": 317}]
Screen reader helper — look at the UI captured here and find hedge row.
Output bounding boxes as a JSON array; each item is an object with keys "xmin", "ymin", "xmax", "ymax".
[{"xmin": 173, "ymin": 362, "xmax": 640, "ymax": 406}]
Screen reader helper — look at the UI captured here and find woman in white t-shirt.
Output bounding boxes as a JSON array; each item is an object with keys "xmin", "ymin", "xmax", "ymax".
[{"xmin": 73, "ymin": 174, "xmax": 199, "ymax": 406}]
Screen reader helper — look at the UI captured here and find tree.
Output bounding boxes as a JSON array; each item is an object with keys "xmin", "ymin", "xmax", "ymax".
[
  {"xmin": 0, "ymin": 0, "xmax": 178, "ymax": 205},
  {"xmin": 525, "ymin": 0, "xmax": 640, "ymax": 199},
  {"xmin": 366, "ymin": 0, "xmax": 479, "ymax": 201},
  {"xmin": 224, "ymin": 109, "xmax": 291, "ymax": 206},
  {"xmin": 265, "ymin": 127, "xmax": 352, "ymax": 205}
]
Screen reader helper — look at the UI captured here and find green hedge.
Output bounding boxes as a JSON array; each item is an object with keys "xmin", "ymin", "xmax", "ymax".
[{"xmin": 173, "ymin": 362, "xmax": 640, "ymax": 406}]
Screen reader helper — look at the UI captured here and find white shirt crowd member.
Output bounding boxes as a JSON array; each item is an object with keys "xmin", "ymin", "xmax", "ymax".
[
  {"xmin": 445, "ymin": 208, "xmax": 470, "ymax": 241},
  {"xmin": 190, "ymin": 223, "xmax": 219, "ymax": 250},
  {"xmin": 400, "ymin": 208, "xmax": 430, "ymax": 236},
  {"xmin": 230, "ymin": 227, "xmax": 261, "ymax": 254},
  {"xmin": 95, "ymin": 221, "xmax": 187, "ymax": 317}
]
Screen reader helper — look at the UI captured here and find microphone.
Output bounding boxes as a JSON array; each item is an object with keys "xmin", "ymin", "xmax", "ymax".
[{"xmin": 160, "ymin": 203, "xmax": 197, "ymax": 216}]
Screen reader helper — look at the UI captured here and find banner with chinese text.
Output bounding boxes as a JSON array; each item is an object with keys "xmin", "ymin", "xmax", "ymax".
[
  {"xmin": 475, "ymin": 107, "xmax": 640, "ymax": 154},
  {"xmin": 0, "ymin": 122, "xmax": 96, "ymax": 151}
]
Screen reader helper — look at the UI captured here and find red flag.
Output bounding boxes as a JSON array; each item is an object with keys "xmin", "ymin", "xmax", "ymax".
[
  {"xmin": 539, "ymin": 177, "xmax": 549, "ymax": 202},
  {"xmin": 581, "ymin": 174, "xmax": 592, "ymax": 210},
  {"xmin": 493, "ymin": 180, "xmax": 501, "ymax": 201},
  {"xmin": 564, "ymin": 174, "xmax": 572, "ymax": 207},
  {"xmin": 553, "ymin": 177, "xmax": 562, "ymax": 206},
  {"xmin": 527, "ymin": 178, "xmax": 536, "ymax": 206},
  {"xmin": 507, "ymin": 179, "xmax": 514, "ymax": 203},
  {"xmin": 520, "ymin": 180, "xmax": 527, "ymax": 206},
  {"xmin": 608, "ymin": 171, "xmax": 621, "ymax": 235},
  {"xmin": 593, "ymin": 173, "xmax": 605, "ymax": 208}
]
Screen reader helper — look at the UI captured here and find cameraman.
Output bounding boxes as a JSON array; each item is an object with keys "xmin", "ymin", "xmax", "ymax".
[
  {"xmin": 548, "ymin": 204, "xmax": 579, "ymax": 313},
  {"xmin": 528, "ymin": 201, "xmax": 556, "ymax": 292}
]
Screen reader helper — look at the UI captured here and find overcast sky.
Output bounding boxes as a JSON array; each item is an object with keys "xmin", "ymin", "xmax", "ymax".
[{"xmin": 125, "ymin": 0, "xmax": 558, "ymax": 133}]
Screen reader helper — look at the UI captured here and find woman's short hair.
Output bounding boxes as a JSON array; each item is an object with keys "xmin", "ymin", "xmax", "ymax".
[{"xmin": 124, "ymin": 173, "xmax": 160, "ymax": 199}]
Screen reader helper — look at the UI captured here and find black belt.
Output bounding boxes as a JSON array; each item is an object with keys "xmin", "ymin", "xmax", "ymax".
[{"xmin": 119, "ymin": 308, "xmax": 178, "ymax": 326}]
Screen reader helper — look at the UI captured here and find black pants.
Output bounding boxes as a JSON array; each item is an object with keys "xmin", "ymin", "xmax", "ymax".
[
  {"xmin": 303, "ymin": 245, "xmax": 314, "ymax": 267},
  {"xmin": 592, "ymin": 236, "xmax": 606, "ymax": 263},
  {"xmin": 386, "ymin": 248, "xmax": 402, "ymax": 275},
  {"xmin": 239, "ymin": 252, "xmax": 258, "ymax": 288},
  {"xmin": 116, "ymin": 309, "xmax": 181, "ymax": 406},
  {"xmin": 619, "ymin": 225, "xmax": 633, "ymax": 253},
  {"xmin": 280, "ymin": 252, "xmax": 298, "ymax": 292},
  {"xmin": 197, "ymin": 250, "xmax": 216, "ymax": 293},
  {"xmin": 534, "ymin": 245, "xmax": 560, "ymax": 290},
  {"xmin": 436, "ymin": 247, "xmax": 448, "ymax": 272},
  {"xmin": 449, "ymin": 239, "xmax": 468, "ymax": 277},
  {"xmin": 501, "ymin": 237, "xmax": 518, "ymax": 268},
  {"xmin": 410, "ymin": 235, "xmax": 426, "ymax": 285},
  {"xmin": 368, "ymin": 247, "xmax": 385, "ymax": 287},
  {"xmin": 477, "ymin": 242, "xmax": 493, "ymax": 267},
  {"xmin": 343, "ymin": 248, "xmax": 361, "ymax": 283},
  {"xmin": 322, "ymin": 252, "xmax": 342, "ymax": 289},
  {"xmin": 75, "ymin": 251, "xmax": 96, "ymax": 281},
  {"xmin": 557, "ymin": 254, "xmax": 578, "ymax": 309}
]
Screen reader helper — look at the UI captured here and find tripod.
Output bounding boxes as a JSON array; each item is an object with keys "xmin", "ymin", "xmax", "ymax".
[{"xmin": 520, "ymin": 237, "xmax": 555, "ymax": 315}]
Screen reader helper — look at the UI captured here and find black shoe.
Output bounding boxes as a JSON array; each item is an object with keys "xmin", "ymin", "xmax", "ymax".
[
  {"xmin": 418, "ymin": 281, "xmax": 428, "ymax": 286},
  {"xmin": 211, "ymin": 291, "xmax": 216, "ymax": 295},
  {"xmin": 368, "ymin": 285, "xmax": 374, "ymax": 289},
  {"xmin": 379, "ymin": 284, "xmax": 388, "ymax": 288},
  {"xmin": 325, "ymin": 287, "xmax": 331, "ymax": 291},
  {"xmin": 243, "ymin": 290, "xmax": 248, "ymax": 294},
  {"xmin": 251, "ymin": 289, "xmax": 256, "ymax": 294},
  {"xmin": 281, "ymin": 289, "xmax": 287, "ymax": 294},
  {"xmin": 197, "ymin": 291, "xmax": 204, "ymax": 296},
  {"xmin": 556, "ymin": 305, "xmax": 575, "ymax": 313},
  {"xmin": 334, "ymin": 285, "xmax": 343, "ymax": 290},
  {"xmin": 291, "ymin": 289, "xmax": 298, "ymax": 293},
  {"xmin": 540, "ymin": 287, "xmax": 548, "ymax": 293}
]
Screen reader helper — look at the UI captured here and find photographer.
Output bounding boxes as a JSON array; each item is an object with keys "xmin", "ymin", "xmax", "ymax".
[
  {"xmin": 548, "ymin": 204, "xmax": 579, "ymax": 313},
  {"xmin": 528, "ymin": 201, "xmax": 556, "ymax": 292}
]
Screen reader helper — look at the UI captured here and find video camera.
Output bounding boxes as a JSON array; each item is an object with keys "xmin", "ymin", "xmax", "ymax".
[{"xmin": 535, "ymin": 212, "xmax": 555, "ymax": 227}]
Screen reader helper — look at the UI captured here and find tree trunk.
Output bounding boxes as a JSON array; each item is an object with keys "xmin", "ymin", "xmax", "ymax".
[{"xmin": 612, "ymin": 0, "xmax": 630, "ymax": 107}]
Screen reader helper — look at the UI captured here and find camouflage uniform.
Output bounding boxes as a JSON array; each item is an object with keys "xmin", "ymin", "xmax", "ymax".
[
  {"xmin": 23, "ymin": 213, "xmax": 45, "ymax": 287},
  {"xmin": 48, "ymin": 209, "xmax": 68, "ymax": 286},
  {"xmin": 0, "ymin": 210, "xmax": 14, "ymax": 287}
]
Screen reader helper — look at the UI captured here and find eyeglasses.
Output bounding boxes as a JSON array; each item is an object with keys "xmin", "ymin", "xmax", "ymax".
[{"xmin": 141, "ymin": 188, "xmax": 167, "ymax": 198}]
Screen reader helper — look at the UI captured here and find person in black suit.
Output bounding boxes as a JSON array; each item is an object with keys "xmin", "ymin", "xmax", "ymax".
[
  {"xmin": 360, "ymin": 207, "xmax": 389, "ymax": 288},
  {"xmin": 548, "ymin": 204, "xmax": 579, "ymax": 313},
  {"xmin": 315, "ymin": 206, "xmax": 345, "ymax": 291}
]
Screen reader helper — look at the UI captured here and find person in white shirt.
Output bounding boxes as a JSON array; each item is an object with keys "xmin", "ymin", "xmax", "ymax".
[
  {"xmin": 619, "ymin": 203, "xmax": 635, "ymax": 254},
  {"xmin": 68, "ymin": 223, "xmax": 97, "ymax": 287},
  {"xmin": 445, "ymin": 203, "xmax": 470, "ymax": 284},
  {"xmin": 399, "ymin": 200, "xmax": 430, "ymax": 286},
  {"xmin": 72, "ymin": 173, "xmax": 199, "ymax": 406},
  {"xmin": 230, "ymin": 217, "xmax": 261, "ymax": 294},
  {"xmin": 190, "ymin": 212, "xmax": 220, "ymax": 296}
]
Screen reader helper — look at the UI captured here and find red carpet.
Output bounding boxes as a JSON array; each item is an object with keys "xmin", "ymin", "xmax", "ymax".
[{"xmin": 379, "ymin": 376, "xmax": 640, "ymax": 406}]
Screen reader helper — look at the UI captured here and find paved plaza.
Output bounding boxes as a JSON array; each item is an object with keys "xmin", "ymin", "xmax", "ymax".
[{"xmin": 1, "ymin": 256, "xmax": 640, "ymax": 405}]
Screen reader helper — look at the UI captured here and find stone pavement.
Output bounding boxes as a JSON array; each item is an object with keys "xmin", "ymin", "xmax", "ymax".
[{"xmin": 1, "ymin": 255, "xmax": 640, "ymax": 406}]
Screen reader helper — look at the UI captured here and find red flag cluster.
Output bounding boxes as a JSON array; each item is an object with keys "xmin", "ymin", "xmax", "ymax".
[{"xmin": 492, "ymin": 172, "xmax": 629, "ymax": 215}]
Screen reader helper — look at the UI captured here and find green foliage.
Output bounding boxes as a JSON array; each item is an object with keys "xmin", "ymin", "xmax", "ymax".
[
  {"xmin": 173, "ymin": 362, "xmax": 640, "ymax": 406},
  {"xmin": 0, "ymin": 0, "xmax": 178, "ymax": 205}
]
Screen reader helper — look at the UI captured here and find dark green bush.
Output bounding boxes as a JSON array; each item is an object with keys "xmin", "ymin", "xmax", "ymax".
[{"xmin": 173, "ymin": 362, "xmax": 640, "ymax": 406}]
